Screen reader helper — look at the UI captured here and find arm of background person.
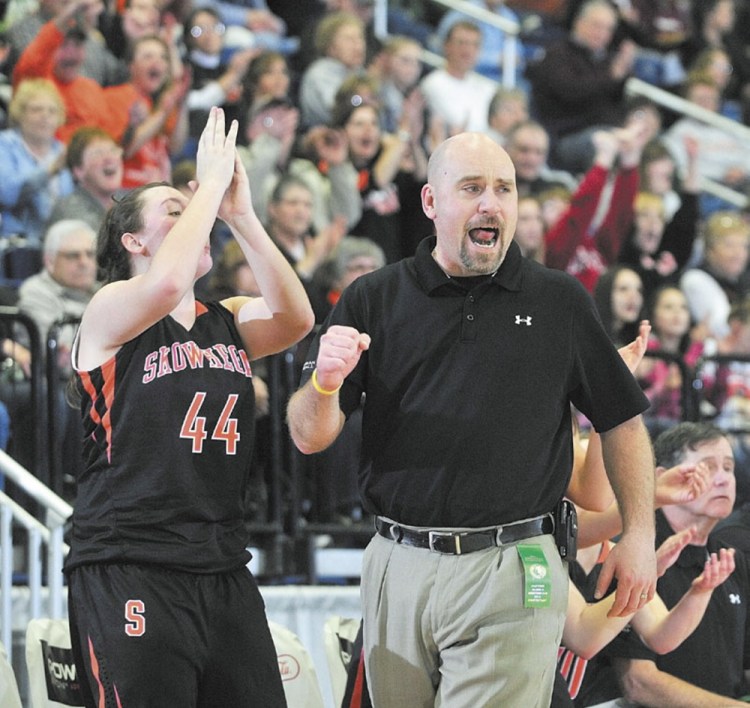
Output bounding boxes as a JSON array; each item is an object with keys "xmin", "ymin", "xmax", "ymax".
[
  {"xmin": 577, "ymin": 463, "xmax": 709, "ymax": 549},
  {"xmin": 614, "ymin": 657, "xmax": 749, "ymax": 707}
]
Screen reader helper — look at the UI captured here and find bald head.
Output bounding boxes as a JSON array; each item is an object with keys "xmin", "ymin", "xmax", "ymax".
[
  {"xmin": 422, "ymin": 132, "xmax": 518, "ymax": 277},
  {"xmin": 427, "ymin": 132, "xmax": 515, "ymax": 184}
]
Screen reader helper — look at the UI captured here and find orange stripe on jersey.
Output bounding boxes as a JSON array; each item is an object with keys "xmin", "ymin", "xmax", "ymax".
[
  {"xmin": 79, "ymin": 371, "xmax": 102, "ymax": 427},
  {"xmin": 196, "ymin": 301, "xmax": 208, "ymax": 316},
  {"xmin": 100, "ymin": 357, "xmax": 117, "ymax": 464},
  {"xmin": 79, "ymin": 360, "xmax": 118, "ymax": 464},
  {"xmin": 568, "ymin": 654, "xmax": 588, "ymax": 699},
  {"xmin": 87, "ymin": 635, "xmax": 106, "ymax": 708},
  {"xmin": 559, "ymin": 647, "xmax": 574, "ymax": 675}
]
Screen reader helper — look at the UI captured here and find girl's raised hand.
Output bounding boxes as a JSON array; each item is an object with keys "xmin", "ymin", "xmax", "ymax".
[{"xmin": 196, "ymin": 107, "xmax": 239, "ymax": 193}]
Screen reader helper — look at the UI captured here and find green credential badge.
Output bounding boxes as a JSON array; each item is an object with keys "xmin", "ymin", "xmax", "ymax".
[{"xmin": 517, "ymin": 543, "xmax": 551, "ymax": 608}]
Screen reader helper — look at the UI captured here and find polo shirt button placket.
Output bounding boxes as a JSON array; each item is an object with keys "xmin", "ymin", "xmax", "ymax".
[{"xmin": 462, "ymin": 294, "xmax": 477, "ymax": 340}]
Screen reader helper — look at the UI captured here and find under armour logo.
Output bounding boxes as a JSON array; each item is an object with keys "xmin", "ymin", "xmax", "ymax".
[
  {"xmin": 515, "ymin": 315, "xmax": 532, "ymax": 326},
  {"xmin": 729, "ymin": 593, "xmax": 742, "ymax": 605}
]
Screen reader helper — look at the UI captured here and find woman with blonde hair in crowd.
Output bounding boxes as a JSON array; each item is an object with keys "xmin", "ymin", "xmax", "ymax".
[{"xmin": 0, "ymin": 78, "xmax": 73, "ymax": 245}]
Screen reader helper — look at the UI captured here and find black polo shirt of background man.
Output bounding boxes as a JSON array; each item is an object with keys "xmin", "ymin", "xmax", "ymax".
[
  {"xmin": 578, "ymin": 510, "xmax": 750, "ymax": 705},
  {"xmin": 299, "ymin": 235, "xmax": 649, "ymax": 528}
]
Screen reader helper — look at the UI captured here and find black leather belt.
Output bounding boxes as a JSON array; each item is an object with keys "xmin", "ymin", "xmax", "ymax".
[{"xmin": 375, "ymin": 514, "xmax": 554, "ymax": 555}]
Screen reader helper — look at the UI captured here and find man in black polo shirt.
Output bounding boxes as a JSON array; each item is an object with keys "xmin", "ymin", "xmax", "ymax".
[
  {"xmin": 580, "ymin": 422, "xmax": 750, "ymax": 707},
  {"xmin": 287, "ymin": 131, "xmax": 656, "ymax": 707}
]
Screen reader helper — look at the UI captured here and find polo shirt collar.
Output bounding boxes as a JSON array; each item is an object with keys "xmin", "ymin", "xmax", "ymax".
[{"xmin": 414, "ymin": 236, "xmax": 524, "ymax": 295}]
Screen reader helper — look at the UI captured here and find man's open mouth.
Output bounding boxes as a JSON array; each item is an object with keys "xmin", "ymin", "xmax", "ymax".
[{"xmin": 469, "ymin": 227, "xmax": 499, "ymax": 248}]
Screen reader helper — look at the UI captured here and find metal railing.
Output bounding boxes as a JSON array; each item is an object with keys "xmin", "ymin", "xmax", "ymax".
[
  {"xmin": 0, "ymin": 450, "xmax": 72, "ymax": 662},
  {"xmin": 373, "ymin": 0, "xmax": 520, "ymax": 86},
  {"xmin": 374, "ymin": 0, "xmax": 749, "ymax": 208},
  {"xmin": 625, "ymin": 77, "xmax": 750, "ymax": 209}
]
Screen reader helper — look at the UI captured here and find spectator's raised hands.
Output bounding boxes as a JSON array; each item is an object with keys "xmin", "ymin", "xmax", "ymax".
[
  {"xmin": 160, "ymin": 68, "xmax": 191, "ymax": 115},
  {"xmin": 305, "ymin": 126, "xmax": 349, "ymax": 166},
  {"xmin": 691, "ymin": 548, "xmax": 736, "ymax": 594},
  {"xmin": 656, "ymin": 526, "xmax": 696, "ymax": 576},
  {"xmin": 656, "ymin": 462, "xmax": 710, "ymax": 507},
  {"xmin": 618, "ymin": 320, "xmax": 651, "ymax": 373}
]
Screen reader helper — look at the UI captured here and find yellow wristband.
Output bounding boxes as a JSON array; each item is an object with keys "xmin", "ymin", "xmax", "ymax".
[{"xmin": 311, "ymin": 369, "xmax": 342, "ymax": 396}]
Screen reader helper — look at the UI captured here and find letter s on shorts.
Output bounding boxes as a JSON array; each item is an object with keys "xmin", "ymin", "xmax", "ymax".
[{"xmin": 124, "ymin": 599, "xmax": 146, "ymax": 637}]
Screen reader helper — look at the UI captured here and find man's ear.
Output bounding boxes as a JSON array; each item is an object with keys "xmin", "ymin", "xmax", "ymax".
[
  {"xmin": 421, "ymin": 183, "xmax": 436, "ymax": 220},
  {"xmin": 121, "ymin": 232, "xmax": 143, "ymax": 253}
]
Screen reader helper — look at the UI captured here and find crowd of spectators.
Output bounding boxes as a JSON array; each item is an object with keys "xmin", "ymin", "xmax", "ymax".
[{"xmin": 2, "ymin": 0, "xmax": 750, "ymax": 703}]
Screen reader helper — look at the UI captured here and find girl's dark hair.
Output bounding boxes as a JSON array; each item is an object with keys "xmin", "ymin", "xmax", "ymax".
[
  {"xmin": 592, "ymin": 265, "xmax": 642, "ymax": 346},
  {"xmin": 643, "ymin": 284, "xmax": 693, "ymax": 354},
  {"xmin": 69, "ymin": 183, "xmax": 166, "ymax": 407},
  {"xmin": 98, "ymin": 183, "xmax": 167, "ymax": 284}
]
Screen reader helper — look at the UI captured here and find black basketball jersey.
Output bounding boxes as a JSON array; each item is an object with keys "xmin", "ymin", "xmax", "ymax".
[{"xmin": 65, "ymin": 301, "xmax": 256, "ymax": 574}]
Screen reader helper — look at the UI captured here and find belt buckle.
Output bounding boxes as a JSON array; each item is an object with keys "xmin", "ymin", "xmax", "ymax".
[
  {"xmin": 494, "ymin": 525, "xmax": 505, "ymax": 546},
  {"xmin": 428, "ymin": 530, "xmax": 461, "ymax": 554}
]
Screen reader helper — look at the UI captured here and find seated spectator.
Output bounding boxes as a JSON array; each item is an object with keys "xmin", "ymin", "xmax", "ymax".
[
  {"xmin": 526, "ymin": 0, "xmax": 637, "ymax": 173},
  {"xmin": 18, "ymin": 219, "xmax": 98, "ymax": 355},
  {"xmin": 515, "ymin": 194, "xmax": 545, "ymax": 264},
  {"xmin": 538, "ymin": 184, "xmax": 573, "ymax": 232},
  {"xmin": 505, "ymin": 120, "xmax": 577, "ymax": 199},
  {"xmin": 238, "ymin": 50, "xmax": 291, "ymax": 139},
  {"xmin": 308, "ymin": 235, "xmax": 385, "ymax": 323},
  {"xmin": 103, "ymin": 35, "xmax": 190, "ymax": 188},
  {"xmin": 298, "ymin": 11, "xmax": 367, "ymax": 129},
  {"xmin": 11, "ymin": 0, "xmax": 116, "ymax": 143},
  {"xmin": 7, "ymin": 0, "xmax": 122, "ymax": 87},
  {"xmin": 368, "ymin": 35, "xmax": 423, "ymax": 135},
  {"xmin": 662, "ymin": 72, "xmax": 750, "ymax": 217},
  {"xmin": 193, "ymin": 0, "xmax": 294, "ymax": 55},
  {"xmin": 182, "ymin": 6, "xmax": 256, "ymax": 156},
  {"xmin": 544, "ymin": 124, "xmax": 647, "ymax": 292},
  {"xmin": 18, "ymin": 219, "xmax": 99, "ymax": 494},
  {"xmin": 264, "ymin": 174, "xmax": 347, "ymax": 283},
  {"xmin": 580, "ymin": 422, "xmax": 750, "ymax": 707},
  {"xmin": 560, "ymin": 527, "xmax": 734, "ymax": 704},
  {"xmin": 46, "ymin": 126, "xmax": 123, "ymax": 234},
  {"xmin": 687, "ymin": 46, "xmax": 743, "ymax": 121},
  {"xmin": 238, "ymin": 92, "xmax": 361, "ymax": 236},
  {"xmin": 98, "ymin": 0, "xmax": 161, "ymax": 69},
  {"xmin": 592, "ymin": 265, "xmax": 644, "ymax": 347},
  {"xmin": 636, "ymin": 284, "xmax": 705, "ymax": 437},
  {"xmin": 432, "ymin": 0, "xmax": 527, "ymax": 85},
  {"xmin": 699, "ymin": 296, "xmax": 750, "ymax": 424},
  {"xmin": 614, "ymin": 0, "xmax": 692, "ymax": 90},
  {"xmin": 617, "ymin": 189, "xmax": 698, "ymax": 300},
  {"xmin": 328, "ymin": 95, "xmax": 428, "ymax": 263},
  {"xmin": 637, "ymin": 137, "xmax": 700, "ymax": 268},
  {"xmin": 681, "ymin": 0, "xmax": 750, "ymax": 122},
  {"xmin": 485, "ymin": 86, "xmax": 529, "ymax": 147},
  {"xmin": 0, "ymin": 78, "xmax": 74, "ymax": 246},
  {"xmin": 418, "ymin": 20, "xmax": 497, "ymax": 135},
  {"xmin": 680, "ymin": 209, "xmax": 750, "ymax": 340}
]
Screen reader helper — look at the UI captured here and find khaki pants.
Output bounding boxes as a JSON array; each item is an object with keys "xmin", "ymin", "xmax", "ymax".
[{"xmin": 361, "ymin": 532, "xmax": 567, "ymax": 708}]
